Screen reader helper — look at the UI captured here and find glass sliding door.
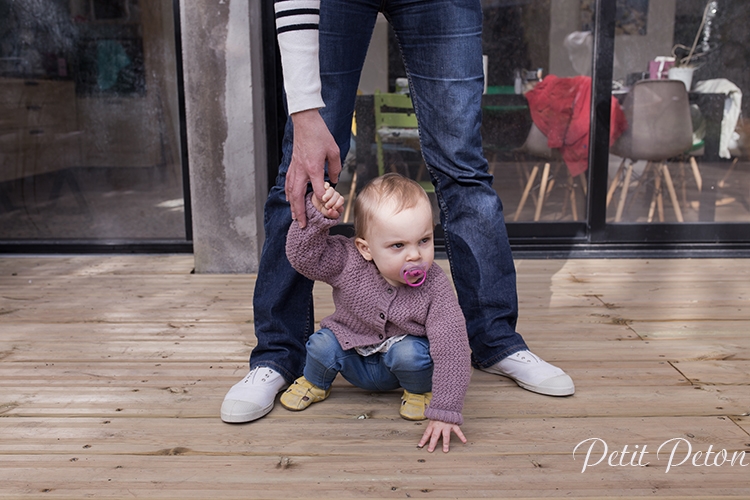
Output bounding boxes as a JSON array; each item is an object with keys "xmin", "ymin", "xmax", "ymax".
[
  {"xmin": 482, "ymin": 0, "xmax": 594, "ymax": 225},
  {"xmin": 262, "ymin": 0, "xmax": 750, "ymax": 254},
  {"xmin": 606, "ymin": 0, "xmax": 749, "ymax": 226},
  {"xmin": 0, "ymin": 0, "xmax": 188, "ymax": 245},
  {"xmin": 337, "ymin": 0, "xmax": 594, "ymax": 234}
]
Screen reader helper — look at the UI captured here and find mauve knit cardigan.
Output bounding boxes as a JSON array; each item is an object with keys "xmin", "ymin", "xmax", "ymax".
[{"xmin": 286, "ymin": 195, "xmax": 471, "ymax": 425}]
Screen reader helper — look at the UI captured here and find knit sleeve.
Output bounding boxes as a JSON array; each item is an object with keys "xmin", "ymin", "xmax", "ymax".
[
  {"xmin": 286, "ymin": 193, "xmax": 349, "ymax": 283},
  {"xmin": 274, "ymin": 0, "xmax": 326, "ymax": 114},
  {"xmin": 422, "ymin": 268, "xmax": 472, "ymax": 425}
]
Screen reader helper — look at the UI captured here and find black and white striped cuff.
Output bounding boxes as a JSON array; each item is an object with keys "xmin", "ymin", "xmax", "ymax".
[{"xmin": 274, "ymin": 0, "xmax": 320, "ymax": 35}]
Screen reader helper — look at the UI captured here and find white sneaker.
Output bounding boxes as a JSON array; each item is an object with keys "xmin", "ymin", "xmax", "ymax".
[
  {"xmin": 481, "ymin": 350, "xmax": 575, "ymax": 396},
  {"xmin": 221, "ymin": 367, "xmax": 289, "ymax": 423}
]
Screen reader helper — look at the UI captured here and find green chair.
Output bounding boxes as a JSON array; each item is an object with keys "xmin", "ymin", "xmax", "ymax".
[{"xmin": 373, "ymin": 92, "xmax": 434, "ymax": 193}]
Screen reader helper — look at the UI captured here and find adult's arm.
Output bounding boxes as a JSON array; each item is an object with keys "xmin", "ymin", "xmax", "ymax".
[{"xmin": 274, "ymin": 0, "xmax": 341, "ymax": 226}]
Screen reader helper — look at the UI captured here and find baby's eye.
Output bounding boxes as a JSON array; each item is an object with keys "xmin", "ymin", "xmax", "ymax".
[
  {"xmin": 391, "ymin": 243, "xmax": 404, "ymax": 249},
  {"xmin": 419, "ymin": 237, "xmax": 431, "ymax": 245}
]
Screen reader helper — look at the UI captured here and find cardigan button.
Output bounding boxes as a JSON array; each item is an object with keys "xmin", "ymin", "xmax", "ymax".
[
  {"xmin": 379, "ymin": 312, "xmax": 385, "ymax": 320},
  {"xmin": 378, "ymin": 334, "xmax": 384, "ymax": 340},
  {"xmin": 387, "ymin": 288, "xmax": 393, "ymax": 294}
]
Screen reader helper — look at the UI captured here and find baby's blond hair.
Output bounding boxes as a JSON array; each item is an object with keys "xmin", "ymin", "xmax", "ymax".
[{"xmin": 353, "ymin": 173, "xmax": 431, "ymax": 240}]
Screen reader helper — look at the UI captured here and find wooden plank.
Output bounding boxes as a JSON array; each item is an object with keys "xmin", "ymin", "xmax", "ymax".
[
  {"xmin": 732, "ymin": 415, "xmax": 750, "ymax": 435},
  {"xmin": 0, "ymin": 320, "xmax": 640, "ymax": 343},
  {"xmin": 671, "ymin": 360, "xmax": 750, "ymax": 385},
  {"xmin": 2, "ymin": 416, "xmax": 747, "ymax": 458},
  {"xmin": 6, "ymin": 303, "xmax": 745, "ymax": 325},
  {"xmin": 1, "ymin": 453, "xmax": 748, "ymax": 499},
  {"xmin": 547, "ymin": 293, "xmax": 750, "ymax": 310},
  {"xmin": 0, "ymin": 255, "xmax": 195, "ymax": 276},
  {"xmin": 2, "ymin": 383, "xmax": 747, "ymax": 420},
  {"xmin": 0, "ymin": 276, "xmax": 332, "ymax": 324},
  {"xmin": 0, "ymin": 323, "xmax": 256, "ymax": 342},
  {"xmin": 0, "ymin": 360, "xmax": 686, "ymax": 388},
  {"xmin": 2, "ymin": 338, "xmax": 747, "ymax": 363},
  {"xmin": 631, "ymin": 320, "xmax": 750, "ymax": 339},
  {"xmin": 0, "ymin": 340, "xmax": 255, "ymax": 362},
  {"xmin": 545, "ymin": 258, "xmax": 750, "ymax": 279},
  {"xmin": 4, "ymin": 256, "xmax": 746, "ymax": 281}
]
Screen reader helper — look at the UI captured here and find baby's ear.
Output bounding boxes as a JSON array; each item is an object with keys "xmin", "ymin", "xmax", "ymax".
[{"xmin": 354, "ymin": 238, "xmax": 373, "ymax": 261}]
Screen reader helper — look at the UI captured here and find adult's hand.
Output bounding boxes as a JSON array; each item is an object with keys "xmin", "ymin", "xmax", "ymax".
[{"xmin": 285, "ymin": 109, "xmax": 342, "ymax": 227}]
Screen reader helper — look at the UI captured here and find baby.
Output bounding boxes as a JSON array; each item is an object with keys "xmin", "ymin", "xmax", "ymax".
[{"xmin": 283, "ymin": 173, "xmax": 472, "ymax": 452}]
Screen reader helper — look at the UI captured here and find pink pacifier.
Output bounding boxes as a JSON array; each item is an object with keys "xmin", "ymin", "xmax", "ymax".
[{"xmin": 401, "ymin": 262, "xmax": 428, "ymax": 287}]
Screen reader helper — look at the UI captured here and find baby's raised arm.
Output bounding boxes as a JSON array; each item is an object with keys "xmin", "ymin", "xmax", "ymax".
[{"xmin": 311, "ymin": 182, "xmax": 344, "ymax": 219}]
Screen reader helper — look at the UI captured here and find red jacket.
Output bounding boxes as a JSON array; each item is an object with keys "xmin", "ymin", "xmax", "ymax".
[{"xmin": 525, "ymin": 75, "xmax": 628, "ymax": 176}]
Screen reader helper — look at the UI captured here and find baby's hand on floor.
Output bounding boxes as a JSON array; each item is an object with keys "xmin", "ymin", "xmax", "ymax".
[{"xmin": 418, "ymin": 419, "xmax": 467, "ymax": 453}]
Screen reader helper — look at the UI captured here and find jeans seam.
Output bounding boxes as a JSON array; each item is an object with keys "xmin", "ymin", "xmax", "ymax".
[
  {"xmin": 303, "ymin": 288, "xmax": 314, "ymax": 347},
  {"xmin": 313, "ymin": 364, "xmax": 340, "ymax": 390},
  {"xmin": 388, "ymin": 22, "xmax": 426, "ymax": 174}
]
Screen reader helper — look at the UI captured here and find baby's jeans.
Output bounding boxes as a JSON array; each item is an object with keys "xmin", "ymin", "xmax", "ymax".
[{"xmin": 303, "ymin": 328, "xmax": 433, "ymax": 394}]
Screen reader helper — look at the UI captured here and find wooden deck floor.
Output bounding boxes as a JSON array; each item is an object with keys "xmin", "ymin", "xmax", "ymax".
[{"xmin": 1, "ymin": 255, "xmax": 749, "ymax": 499}]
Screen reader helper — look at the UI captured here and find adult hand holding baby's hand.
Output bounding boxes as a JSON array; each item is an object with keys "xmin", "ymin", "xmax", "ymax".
[{"xmin": 311, "ymin": 182, "xmax": 344, "ymax": 219}]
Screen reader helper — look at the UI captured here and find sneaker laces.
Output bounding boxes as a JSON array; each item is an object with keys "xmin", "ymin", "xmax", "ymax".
[
  {"xmin": 506, "ymin": 351, "xmax": 541, "ymax": 364},
  {"xmin": 241, "ymin": 367, "xmax": 278, "ymax": 386}
]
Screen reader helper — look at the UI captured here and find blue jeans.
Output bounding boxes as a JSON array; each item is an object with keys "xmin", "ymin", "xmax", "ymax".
[
  {"xmin": 250, "ymin": 0, "xmax": 528, "ymax": 383},
  {"xmin": 303, "ymin": 329, "xmax": 432, "ymax": 393}
]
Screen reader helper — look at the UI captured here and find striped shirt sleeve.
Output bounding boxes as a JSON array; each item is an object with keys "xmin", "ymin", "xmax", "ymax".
[{"xmin": 274, "ymin": 0, "xmax": 325, "ymax": 114}]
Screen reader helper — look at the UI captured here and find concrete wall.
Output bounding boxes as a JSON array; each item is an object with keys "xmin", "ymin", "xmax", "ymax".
[{"xmin": 179, "ymin": 0, "xmax": 267, "ymax": 273}]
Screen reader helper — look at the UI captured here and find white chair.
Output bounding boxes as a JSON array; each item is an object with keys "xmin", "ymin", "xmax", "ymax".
[
  {"xmin": 513, "ymin": 123, "xmax": 586, "ymax": 222},
  {"xmin": 608, "ymin": 79, "xmax": 694, "ymax": 222}
]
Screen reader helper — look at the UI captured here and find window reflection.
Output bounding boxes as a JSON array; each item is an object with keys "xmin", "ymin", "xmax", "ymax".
[
  {"xmin": 0, "ymin": 0, "xmax": 185, "ymax": 240},
  {"xmin": 346, "ymin": 0, "xmax": 750, "ymax": 226},
  {"xmin": 608, "ymin": 0, "xmax": 749, "ymax": 224},
  {"xmin": 347, "ymin": 1, "xmax": 594, "ymax": 223}
]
